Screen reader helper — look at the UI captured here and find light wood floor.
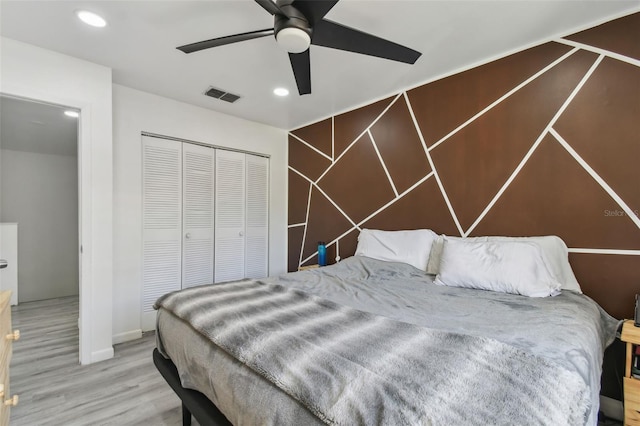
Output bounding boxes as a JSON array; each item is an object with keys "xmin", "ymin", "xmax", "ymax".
[{"xmin": 9, "ymin": 296, "xmax": 195, "ymax": 426}]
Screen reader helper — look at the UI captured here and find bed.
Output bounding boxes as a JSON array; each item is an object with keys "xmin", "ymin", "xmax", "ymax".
[{"xmin": 154, "ymin": 232, "xmax": 619, "ymax": 426}]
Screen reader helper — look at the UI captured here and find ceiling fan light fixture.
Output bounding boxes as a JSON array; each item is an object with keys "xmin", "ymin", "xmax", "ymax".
[
  {"xmin": 177, "ymin": 0, "xmax": 421, "ymax": 96},
  {"xmin": 276, "ymin": 27, "xmax": 311, "ymax": 54}
]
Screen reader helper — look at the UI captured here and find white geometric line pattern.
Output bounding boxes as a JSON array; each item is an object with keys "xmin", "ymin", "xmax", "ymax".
[
  {"xmin": 557, "ymin": 38, "xmax": 640, "ymax": 68},
  {"xmin": 313, "ymin": 184, "xmax": 360, "ymax": 230},
  {"xmin": 298, "ymin": 177, "xmax": 313, "ymax": 267},
  {"xmin": 331, "ymin": 116, "xmax": 335, "ymax": 163},
  {"xmin": 368, "ymin": 129, "xmax": 399, "ymax": 197},
  {"xmin": 300, "ymin": 172, "xmax": 436, "ymax": 266},
  {"xmin": 427, "ymin": 48, "xmax": 579, "ymax": 152},
  {"xmin": 550, "ymin": 128, "xmax": 640, "ymax": 230},
  {"xmin": 289, "ymin": 132, "xmax": 332, "ymax": 162},
  {"xmin": 315, "ymin": 93, "xmax": 402, "ymax": 184},
  {"xmin": 465, "ymin": 54, "xmax": 604, "ymax": 236},
  {"xmin": 289, "ymin": 24, "xmax": 640, "ymax": 270},
  {"xmin": 357, "ymin": 173, "xmax": 435, "ymax": 228},
  {"xmin": 569, "ymin": 248, "xmax": 640, "ymax": 255},
  {"xmin": 403, "ymin": 92, "xmax": 465, "ymax": 237},
  {"xmin": 290, "ymin": 165, "xmax": 360, "ymax": 266}
]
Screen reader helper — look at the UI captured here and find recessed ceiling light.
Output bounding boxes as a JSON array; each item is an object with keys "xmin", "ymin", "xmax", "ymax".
[
  {"xmin": 273, "ymin": 88, "xmax": 289, "ymax": 97},
  {"xmin": 64, "ymin": 110, "xmax": 80, "ymax": 118},
  {"xmin": 76, "ymin": 10, "xmax": 107, "ymax": 28}
]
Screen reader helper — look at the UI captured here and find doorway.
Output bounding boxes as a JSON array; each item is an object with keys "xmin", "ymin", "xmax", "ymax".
[{"xmin": 0, "ymin": 95, "xmax": 80, "ymax": 355}]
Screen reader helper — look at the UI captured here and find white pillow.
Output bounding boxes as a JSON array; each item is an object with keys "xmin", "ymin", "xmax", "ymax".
[
  {"xmin": 427, "ymin": 235, "xmax": 581, "ymax": 293},
  {"xmin": 528, "ymin": 236, "xmax": 581, "ymax": 293},
  {"xmin": 355, "ymin": 229, "xmax": 437, "ymax": 271},
  {"xmin": 434, "ymin": 238, "xmax": 562, "ymax": 297}
]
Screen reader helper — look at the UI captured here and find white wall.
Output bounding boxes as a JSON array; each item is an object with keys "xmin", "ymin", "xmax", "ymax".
[
  {"xmin": 0, "ymin": 149, "xmax": 78, "ymax": 302},
  {"xmin": 112, "ymin": 84, "xmax": 288, "ymax": 340},
  {"xmin": 0, "ymin": 37, "xmax": 113, "ymax": 364}
]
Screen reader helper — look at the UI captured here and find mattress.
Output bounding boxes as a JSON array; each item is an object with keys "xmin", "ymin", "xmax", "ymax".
[{"xmin": 155, "ymin": 255, "xmax": 619, "ymax": 425}]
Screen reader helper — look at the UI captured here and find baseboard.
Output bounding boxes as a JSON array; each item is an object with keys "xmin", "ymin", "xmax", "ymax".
[
  {"xmin": 90, "ymin": 346, "xmax": 115, "ymax": 364},
  {"xmin": 112, "ymin": 329, "xmax": 143, "ymax": 345},
  {"xmin": 142, "ymin": 311, "xmax": 157, "ymax": 332},
  {"xmin": 600, "ymin": 395, "xmax": 623, "ymax": 421}
]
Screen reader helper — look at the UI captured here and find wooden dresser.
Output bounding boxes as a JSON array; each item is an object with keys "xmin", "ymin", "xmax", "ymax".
[
  {"xmin": 0, "ymin": 291, "xmax": 18, "ymax": 425},
  {"xmin": 621, "ymin": 320, "xmax": 640, "ymax": 425}
]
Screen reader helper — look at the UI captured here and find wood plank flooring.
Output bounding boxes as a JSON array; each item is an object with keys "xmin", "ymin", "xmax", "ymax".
[{"xmin": 9, "ymin": 296, "xmax": 196, "ymax": 426}]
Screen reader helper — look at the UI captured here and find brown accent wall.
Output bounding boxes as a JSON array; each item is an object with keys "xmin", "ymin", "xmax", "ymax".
[{"xmin": 287, "ymin": 12, "xmax": 640, "ymax": 320}]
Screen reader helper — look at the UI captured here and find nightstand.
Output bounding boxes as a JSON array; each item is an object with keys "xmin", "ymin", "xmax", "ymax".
[
  {"xmin": 298, "ymin": 264, "xmax": 319, "ymax": 271},
  {"xmin": 621, "ymin": 320, "xmax": 640, "ymax": 425},
  {"xmin": 0, "ymin": 291, "xmax": 18, "ymax": 424}
]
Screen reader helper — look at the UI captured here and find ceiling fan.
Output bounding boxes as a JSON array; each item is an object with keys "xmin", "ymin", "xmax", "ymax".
[{"xmin": 177, "ymin": 0, "xmax": 422, "ymax": 96}]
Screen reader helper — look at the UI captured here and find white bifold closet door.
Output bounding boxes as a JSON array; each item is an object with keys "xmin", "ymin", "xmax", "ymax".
[
  {"xmin": 142, "ymin": 135, "xmax": 269, "ymax": 328},
  {"xmin": 214, "ymin": 150, "xmax": 269, "ymax": 282},
  {"xmin": 182, "ymin": 144, "xmax": 215, "ymax": 288},
  {"xmin": 141, "ymin": 136, "xmax": 182, "ymax": 314},
  {"xmin": 245, "ymin": 155, "xmax": 269, "ymax": 279},
  {"xmin": 214, "ymin": 150, "xmax": 246, "ymax": 282}
]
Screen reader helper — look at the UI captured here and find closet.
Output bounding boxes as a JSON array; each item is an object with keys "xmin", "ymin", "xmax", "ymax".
[{"xmin": 141, "ymin": 135, "xmax": 269, "ymax": 315}]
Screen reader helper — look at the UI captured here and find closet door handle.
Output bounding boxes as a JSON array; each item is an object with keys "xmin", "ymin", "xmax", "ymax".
[
  {"xmin": 239, "ymin": 231, "xmax": 244, "ymax": 237},
  {"xmin": 0, "ymin": 259, "xmax": 7, "ymax": 269},
  {"xmin": 185, "ymin": 233, "xmax": 191, "ymax": 239}
]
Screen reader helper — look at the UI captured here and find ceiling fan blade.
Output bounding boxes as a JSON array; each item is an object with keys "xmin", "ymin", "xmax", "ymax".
[
  {"xmin": 255, "ymin": 0, "xmax": 286, "ymax": 16},
  {"xmin": 312, "ymin": 20, "xmax": 421, "ymax": 64},
  {"xmin": 177, "ymin": 29, "xmax": 274, "ymax": 54},
  {"xmin": 291, "ymin": 0, "xmax": 339, "ymax": 24},
  {"xmin": 289, "ymin": 50, "xmax": 311, "ymax": 95}
]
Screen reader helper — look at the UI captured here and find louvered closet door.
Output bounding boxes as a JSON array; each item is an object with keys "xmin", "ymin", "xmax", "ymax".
[
  {"xmin": 245, "ymin": 155, "xmax": 269, "ymax": 279},
  {"xmin": 182, "ymin": 144, "xmax": 215, "ymax": 288},
  {"xmin": 215, "ymin": 150, "xmax": 246, "ymax": 282},
  {"xmin": 142, "ymin": 136, "xmax": 182, "ymax": 313}
]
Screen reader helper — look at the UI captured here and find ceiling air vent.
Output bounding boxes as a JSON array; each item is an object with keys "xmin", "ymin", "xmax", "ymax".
[{"xmin": 204, "ymin": 87, "xmax": 241, "ymax": 103}]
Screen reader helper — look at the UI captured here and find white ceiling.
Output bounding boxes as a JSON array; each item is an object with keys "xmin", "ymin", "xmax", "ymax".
[
  {"xmin": 1, "ymin": 1, "xmax": 638, "ymax": 130},
  {"xmin": 0, "ymin": 96, "xmax": 78, "ymax": 157}
]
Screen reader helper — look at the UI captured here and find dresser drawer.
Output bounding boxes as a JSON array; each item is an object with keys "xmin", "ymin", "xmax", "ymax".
[
  {"xmin": 0, "ymin": 379, "xmax": 8, "ymax": 426},
  {"xmin": 0, "ymin": 291, "xmax": 14, "ymax": 426},
  {"xmin": 626, "ymin": 377, "xmax": 640, "ymax": 425},
  {"xmin": 0, "ymin": 300, "xmax": 10, "ymax": 369}
]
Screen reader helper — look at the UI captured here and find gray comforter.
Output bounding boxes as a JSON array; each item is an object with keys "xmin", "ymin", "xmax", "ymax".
[{"xmin": 155, "ymin": 256, "xmax": 619, "ymax": 425}]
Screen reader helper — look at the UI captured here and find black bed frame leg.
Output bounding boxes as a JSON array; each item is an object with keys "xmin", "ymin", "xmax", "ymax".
[{"xmin": 182, "ymin": 402, "xmax": 192, "ymax": 426}]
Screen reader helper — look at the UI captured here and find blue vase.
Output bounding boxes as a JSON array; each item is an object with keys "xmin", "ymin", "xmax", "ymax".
[{"xmin": 317, "ymin": 241, "xmax": 327, "ymax": 266}]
